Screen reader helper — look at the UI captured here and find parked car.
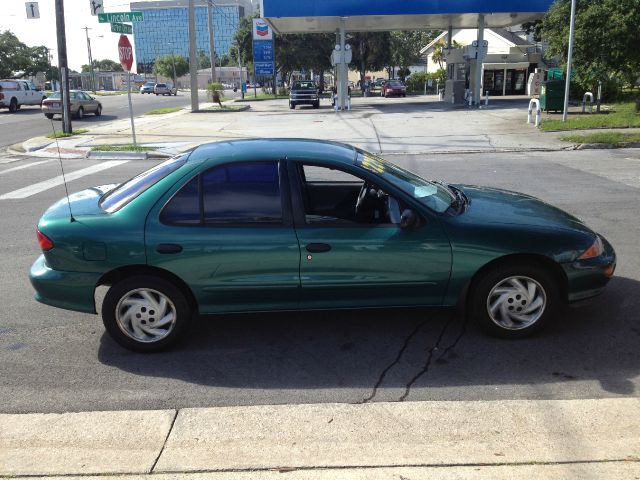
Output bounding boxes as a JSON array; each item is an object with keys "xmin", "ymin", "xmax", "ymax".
[
  {"xmin": 140, "ymin": 81, "xmax": 155, "ymax": 94},
  {"xmin": 41, "ymin": 90, "xmax": 102, "ymax": 119},
  {"xmin": 381, "ymin": 79, "xmax": 407, "ymax": 97},
  {"xmin": 154, "ymin": 83, "xmax": 177, "ymax": 96},
  {"xmin": 289, "ymin": 80, "xmax": 319, "ymax": 109},
  {"xmin": 0, "ymin": 79, "xmax": 47, "ymax": 112},
  {"xmin": 29, "ymin": 139, "xmax": 616, "ymax": 352},
  {"xmin": 374, "ymin": 78, "xmax": 386, "ymax": 89}
]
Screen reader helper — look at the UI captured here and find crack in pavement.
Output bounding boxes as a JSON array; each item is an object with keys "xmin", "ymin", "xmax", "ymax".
[{"xmin": 360, "ymin": 321, "xmax": 428, "ymax": 404}]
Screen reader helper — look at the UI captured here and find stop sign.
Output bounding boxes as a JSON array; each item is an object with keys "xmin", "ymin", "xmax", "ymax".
[{"xmin": 118, "ymin": 35, "xmax": 134, "ymax": 72}]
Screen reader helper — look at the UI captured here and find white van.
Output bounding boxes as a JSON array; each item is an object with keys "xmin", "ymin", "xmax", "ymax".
[{"xmin": 0, "ymin": 79, "xmax": 47, "ymax": 113}]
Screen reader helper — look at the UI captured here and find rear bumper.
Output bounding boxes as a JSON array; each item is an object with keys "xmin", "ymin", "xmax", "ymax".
[{"xmin": 29, "ymin": 254, "xmax": 99, "ymax": 314}]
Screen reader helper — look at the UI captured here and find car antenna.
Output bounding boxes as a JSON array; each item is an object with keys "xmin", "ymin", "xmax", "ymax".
[{"xmin": 48, "ymin": 117, "xmax": 75, "ymax": 223}]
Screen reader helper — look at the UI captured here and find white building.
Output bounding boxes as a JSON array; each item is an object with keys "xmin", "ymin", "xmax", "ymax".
[{"xmin": 420, "ymin": 28, "xmax": 543, "ymax": 98}]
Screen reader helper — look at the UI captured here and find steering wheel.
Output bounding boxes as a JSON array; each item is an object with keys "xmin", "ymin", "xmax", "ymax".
[{"xmin": 356, "ymin": 182, "xmax": 386, "ymax": 222}]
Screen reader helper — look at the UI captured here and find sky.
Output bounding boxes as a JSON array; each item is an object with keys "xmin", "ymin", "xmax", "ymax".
[{"xmin": 1, "ymin": 0, "xmax": 138, "ymax": 71}]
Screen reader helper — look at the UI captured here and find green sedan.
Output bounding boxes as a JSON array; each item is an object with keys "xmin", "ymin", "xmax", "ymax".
[{"xmin": 30, "ymin": 139, "xmax": 616, "ymax": 352}]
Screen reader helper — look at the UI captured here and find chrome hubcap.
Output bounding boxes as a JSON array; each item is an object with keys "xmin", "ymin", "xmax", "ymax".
[
  {"xmin": 486, "ymin": 276, "xmax": 546, "ymax": 330},
  {"xmin": 115, "ymin": 288, "xmax": 176, "ymax": 343}
]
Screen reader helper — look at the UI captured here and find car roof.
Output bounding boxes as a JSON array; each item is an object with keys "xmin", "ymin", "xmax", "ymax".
[{"xmin": 188, "ymin": 139, "xmax": 358, "ymax": 167}]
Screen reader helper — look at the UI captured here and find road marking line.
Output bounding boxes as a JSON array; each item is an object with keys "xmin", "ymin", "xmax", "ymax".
[
  {"xmin": 0, "ymin": 160, "xmax": 128, "ymax": 200},
  {"xmin": 0, "ymin": 160, "xmax": 53, "ymax": 175},
  {"xmin": 0, "ymin": 156, "xmax": 27, "ymax": 165}
]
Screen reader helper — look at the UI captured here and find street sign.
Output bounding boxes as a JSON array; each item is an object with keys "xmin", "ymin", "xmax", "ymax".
[
  {"xmin": 98, "ymin": 11, "xmax": 143, "ymax": 23},
  {"xmin": 111, "ymin": 22, "xmax": 133, "ymax": 35},
  {"xmin": 89, "ymin": 0, "xmax": 104, "ymax": 15},
  {"xmin": 25, "ymin": 2, "xmax": 40, "ymax": 19},
  {"xmin": 118, "ymin": 34, "xmax": 134, "ymax": 71}
]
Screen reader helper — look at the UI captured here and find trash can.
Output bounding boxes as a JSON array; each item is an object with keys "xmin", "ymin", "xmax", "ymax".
[{"xmin": 539, "ymin": 80, "xmax": 565, "ymax": 112}]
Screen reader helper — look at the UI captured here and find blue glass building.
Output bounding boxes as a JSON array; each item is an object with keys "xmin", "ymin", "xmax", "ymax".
[{"xmin": 130, "ymin": 0, "xmax": 252, "ymax": 73}]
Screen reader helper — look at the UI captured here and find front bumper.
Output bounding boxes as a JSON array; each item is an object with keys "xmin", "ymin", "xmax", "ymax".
[
  {"xmin": 29, "ymin": 254, "xmax": 100, "ymax": 314},
  {"xmin": 564, "ymin": 236, "xmax": 616, "ymax": 302},
  {"xmin": 290, "ymin": 94, "xmax": 318, "ymax": 105}
]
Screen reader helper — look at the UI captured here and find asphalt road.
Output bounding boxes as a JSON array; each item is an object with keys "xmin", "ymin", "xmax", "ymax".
[
  {"xmin": 0, "ymin": 90, "xmax": 211, "ymax": 149},
  {"xmin": 0, "ymin": 148, "xmax": 638, "ymax": 414}
]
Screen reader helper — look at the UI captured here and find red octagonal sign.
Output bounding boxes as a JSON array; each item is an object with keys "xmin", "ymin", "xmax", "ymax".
[{"xmin": 118, "ymin": 35, "xmax": 134, "ymax": 72}]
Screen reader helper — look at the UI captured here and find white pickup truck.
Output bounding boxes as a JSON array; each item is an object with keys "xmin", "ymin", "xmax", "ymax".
[{"xmin": 0, "ymin": 79, "xmax": 47, "ymax": 113}]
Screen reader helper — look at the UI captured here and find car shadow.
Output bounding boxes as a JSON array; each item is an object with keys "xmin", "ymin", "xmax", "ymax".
[
  {"xmin": 47, "ymin": 114, "xmax": 118, "ymax": 123},
  {"xmin": 97, "ymin": 275, "xmax": 639, "ymax": 400}
]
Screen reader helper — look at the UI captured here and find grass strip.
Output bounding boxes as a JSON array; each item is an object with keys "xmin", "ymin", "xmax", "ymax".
[
  {"xmin": 145, "ymin": 107, "xmax": 182, "ymax": 115},
  {"xmin": 541, "ymin": 102, "xmax": 640, "ymax": 131},
  {"xmin": 560, "ymin": 131, "xmax": 640, "ymax": 146},
  {"xmin": 91, "ymin": 145, "xmax": 157, "ymax": 152},
  {"xmin": 206, "ymin": 104, "xmax": 248, "ymax": 110},
  {"xmin": 45, "ymin": 129, "xmax": 88, "ymax": 139}
]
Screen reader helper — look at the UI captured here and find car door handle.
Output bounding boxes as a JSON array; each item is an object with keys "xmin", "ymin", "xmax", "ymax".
[
  {"xmin": 306, "ymin": 243, "xmax": 331, "ymax": 253},
  {"xmin": 156, "ymin": 243, "xmax": 183, "ymax": 254}
]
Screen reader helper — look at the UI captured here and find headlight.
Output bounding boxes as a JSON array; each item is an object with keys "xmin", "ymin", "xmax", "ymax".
[{"xmin": 578, "ymin": 236, "xmax": 604, "ymax": 260}]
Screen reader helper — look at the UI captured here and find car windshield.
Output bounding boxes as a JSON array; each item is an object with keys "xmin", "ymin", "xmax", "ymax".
[
  {"xmin": 99, "ymin": 154, "xmax": 189, "ymax": 213},
  {"xmin": 293, "ymin": 81, "xmax": 315, "ymax": 90},
  {"xmin": 388, "ymin": 80, "xmax": 403, "ymax": 86},
  {"xmin": 356, "ymin": 150, "xmax": 455, "ymax": 213},
  {"xmin": 156, "ymin": 84, "xmax": 166, "ymax": 88}
]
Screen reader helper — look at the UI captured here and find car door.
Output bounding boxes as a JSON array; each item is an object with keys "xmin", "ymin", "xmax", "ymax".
[
  {"xmin": 288, "ymin": 161, "xmax": 452, "ymax": 309},
  {"xmin": 145, "ymin": 160, "xmax": 301, "ymax": 314}
]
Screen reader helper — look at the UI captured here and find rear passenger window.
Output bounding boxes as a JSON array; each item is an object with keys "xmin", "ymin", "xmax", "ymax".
[
  {"xmin": 203, "ymin": 162, "xmax": 282, "ymax": 224},
  {"xmin": 160, "ymin": 162, "xmax": 283, "ymax": 226}
]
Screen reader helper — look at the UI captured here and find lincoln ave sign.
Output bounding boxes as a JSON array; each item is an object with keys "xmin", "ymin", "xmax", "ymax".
[
  {"xmin": 98, "ymin": 11, "xmax": 143, "ymax": 23},
  {"xmin": 118, "ymin": 34, "xmax": 134, "ymax": 71}
]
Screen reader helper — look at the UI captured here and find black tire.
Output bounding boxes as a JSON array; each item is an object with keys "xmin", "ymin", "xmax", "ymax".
[
  {"xmin": 8, "ymin": 98, "xmax": 18, "ymax": 113},
  {"xmin": 76, "ymin": 107, "xmax": 84, "ymax": 119},
  {"xmin": 102, "ymin": 275, "xmax": 193, "ymax": 352},
  {"xmin": 468, "ymin": 263, "xmax": 559, "ymax": 339},
  {"xmin": 45, "ymin": 113, "xmax": 54, "ymax": 119},
  {"xmin": 95, "ymin": 104, "xmax": 102, "ymax": 116},
  {"xmin": 313, "ymin": 101, "xmax": 320, "ymax": 109},
  {"xmin": 155, "ymin": 93, "xmax": 159, "ymax": 96},
  {"xmin": 289, "ymin": 102, "xmax": 295, "ymax": 109}
]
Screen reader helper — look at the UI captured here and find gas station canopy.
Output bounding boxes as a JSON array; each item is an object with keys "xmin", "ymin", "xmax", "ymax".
[{"xmin": 260, "ymin": 0, "xmax": 555, "ymax": 33}]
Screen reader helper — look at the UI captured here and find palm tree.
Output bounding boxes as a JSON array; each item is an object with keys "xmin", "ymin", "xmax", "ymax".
[{"xmin": 431, "ymin": 39, "xmax": 463, "ymax": 70}]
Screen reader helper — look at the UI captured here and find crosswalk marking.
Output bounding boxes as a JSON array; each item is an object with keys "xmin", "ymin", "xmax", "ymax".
[
  {"xmin": 0, "ymin": 160, "xmax": 54, "ymax": 176},
  {"xmin": 0, "ymin": 156, "xmax": 28, "ymax": 165},
  {"xmin": 0, "ymin": 161, "xmax": 128, "ymax": 200}
]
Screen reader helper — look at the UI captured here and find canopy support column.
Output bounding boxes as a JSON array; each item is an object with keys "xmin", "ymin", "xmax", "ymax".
[
  {"xmin": 473, "ymin": 14, "xmax": 485, "ymax": 106},
  {"xmin": 338, "ymin": 17, "xmax": 347, "ymax": 111}
]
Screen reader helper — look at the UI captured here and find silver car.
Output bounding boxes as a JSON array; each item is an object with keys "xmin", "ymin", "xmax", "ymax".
[
  {"xmin": 41, "ymin": 90, "xmax": 102, "ymax": 119},
  {"xmin": 154, "ymin": 83, "xmax": 177, "ymax": 96}
]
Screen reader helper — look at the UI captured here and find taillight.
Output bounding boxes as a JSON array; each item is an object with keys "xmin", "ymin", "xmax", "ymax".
[{"xmin": 36, "ymin": 228, "xmax": 54, "ymax": 251}]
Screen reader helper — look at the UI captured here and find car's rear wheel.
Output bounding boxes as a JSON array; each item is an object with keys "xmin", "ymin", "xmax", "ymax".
[
  {"xmin": 289, "ymin": 102, "xmax": 295, "ymax": 109},
  {"xmin": 45, "ymin": 113, "xmax": 54, "ymax": 119},
  {"xmin": 76, "ymin": 107, "xmax": 84, "ymax": 119},
  {"xmin": 469, "ymin": 263, "xmax": 559, "ymax": 338},
  {"xmin": 95, "ymin": 105, "xmax": 102, "ymax": 116},
  {"xmin": 9, "ymin": 98, "xmax": 18, "ymax": 113},
  {"xmin": 313, "ymin": 101, "xmax": 319, "ymax": 109},
  {"xmin": 102, "ymin": 275, "xmax": 193, "ymax": 352}
]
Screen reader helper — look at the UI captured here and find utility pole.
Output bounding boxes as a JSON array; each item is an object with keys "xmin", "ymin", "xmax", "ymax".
[
  {"xmin": 237, "ymin": 44, "xmax": 244, "ymax": 100},
  {"xmin": 188, "ymin": 0, "xmax": 199, "ymax": 112},
  {"xmin": 82, "ymin": 27, "xmax": 95, "ymax": 92},
  {"xmin": 55, "ymin": 0, "xmax": 72, "ymax": 133},
  {"xmin": 208, "ymin": 0, "xmax": 216, "ymax": 83},
  {"xmin": 562, "ymin": 0, "xmax": 577, "ymax": 122}
]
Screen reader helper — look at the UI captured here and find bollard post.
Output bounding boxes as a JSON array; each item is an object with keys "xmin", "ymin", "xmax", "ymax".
[
  {"xmin": 582, "ymin": 92, "xmax": 594, "ymax": 114},
  {"xmin": 528, "ymin": 99, "xmax": 541, "ymax": 126},
  {"xmin": 485, "ymin": 90, "xmax": 489, "ymax": 106}
]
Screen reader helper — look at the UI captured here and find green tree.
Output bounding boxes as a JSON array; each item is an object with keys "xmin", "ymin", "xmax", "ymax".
[
  {"xmin": 24, "ymin": 45, "xmax": 51, "ymax": 77},
  {"xmin": 542, "ymin": 0, "xmax": 640, "ymax": 98},
  {"xmin": 0, "ymin": 31, "xmax": 30, "ymax": 78},
  {"xmin": 431, "ymin": 39, "xmax": 463, "ymax": 70},
  {"xmin": 197, "ymin": 49, "xmax": 211, "ymax": 69},
  {"xmin": 154, "ymin": 55, "xmax": 189, "ymax": 83},
  {"xmin": 348, "ymin": 32, "xmax": 392, "ymax": 85},
  {"xmin": 81, "ymin": 59, "xmax": 123, "ymax": 72},
  {"xmin": 389, "ymin": 31, "xmax": 437, "ymax": 78}
]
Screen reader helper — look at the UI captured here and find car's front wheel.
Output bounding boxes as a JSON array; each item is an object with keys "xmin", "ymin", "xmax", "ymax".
[
  {"xmin": 469, "ymin": 263, "xmax": 559, "ymax": 338},
  {"xmin": 95, "ymin": 105, "xmax": 102, "ymax": 116},
  {"xmin": 45, "ymin": 113, "xmax": 54, "ymax": 119},
  {"xmin": 289, "ymin": 102, "xmax": 295, "ymax": 109},
  {"xmin": 76, "ymin": 107, "xmax": 84, "ymax": 119},
  {"xmin": 102, "ymin": 275, "xmax": 193, "ymax": 352}
]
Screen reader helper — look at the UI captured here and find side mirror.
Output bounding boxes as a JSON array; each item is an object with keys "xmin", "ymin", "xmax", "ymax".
[{"xmin": 400, "ymin": 209, "xmax": 417, "ymax": 229}]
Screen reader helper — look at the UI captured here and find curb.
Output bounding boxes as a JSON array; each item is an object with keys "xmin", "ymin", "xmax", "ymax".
[
  {"xmin": 87, "ymin": 150, "xmax": 173, "ymax": 160},
  {"xmin": 575, "ymin": 141, "xmax": 640, "ymax": 150}
]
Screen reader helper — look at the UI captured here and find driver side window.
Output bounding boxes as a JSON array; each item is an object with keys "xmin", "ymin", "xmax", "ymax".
[{"xmin": 297, "ymin": 163, "xmax": 402, "ymax": 226}]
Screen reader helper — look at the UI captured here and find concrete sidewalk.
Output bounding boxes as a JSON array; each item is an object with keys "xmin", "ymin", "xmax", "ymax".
[
  {"xmin": 10, "ymin": 96, "xmax": 572, "ymax": 159},
  {"xmin": 2, "ymin": 398, "xmax": 638, "ymax": 478}
]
